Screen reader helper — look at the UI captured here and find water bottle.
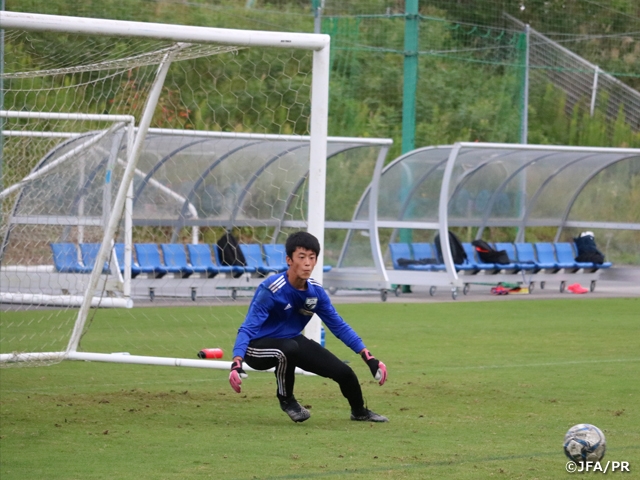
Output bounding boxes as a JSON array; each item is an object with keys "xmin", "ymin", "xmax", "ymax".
[
  {"xmin": 320, "ymin": 326, "xmax": 326, "ymax": 347},
  {"xmin": 198, "ymin": 348, "xmax": 224, "ymax": 359}
]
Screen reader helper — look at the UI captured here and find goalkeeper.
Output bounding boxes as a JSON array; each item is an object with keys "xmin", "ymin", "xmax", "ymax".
[{"xmin": 229, "ymin": 231, "xmax": 388, "ymax": 423}]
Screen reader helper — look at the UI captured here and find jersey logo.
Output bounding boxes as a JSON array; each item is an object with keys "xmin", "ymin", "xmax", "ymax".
[
  {"xmin": 298, "ymin": 297, "xmax": 317, "ymax": 316},
  {"xmin": 284, "ymin": 303, "xmax": 292, "ymax": 310}
]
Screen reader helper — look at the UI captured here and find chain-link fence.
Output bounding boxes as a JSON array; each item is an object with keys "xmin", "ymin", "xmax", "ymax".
[
  {"xmin": 506, "ymin": 14, "xmax": 640, "ymax": 133},
  {"xmin": 5, "ymin": 0, "xmax": 640, "ymax": 155}
]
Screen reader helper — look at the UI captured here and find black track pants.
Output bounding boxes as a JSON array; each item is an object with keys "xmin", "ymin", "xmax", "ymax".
[{"xmin": 245, "ymin": 334, "xmax": 364, "ymax": 410}]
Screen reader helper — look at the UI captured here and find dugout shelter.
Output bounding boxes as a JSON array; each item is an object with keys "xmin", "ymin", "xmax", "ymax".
[
  {"xmin": 323, "ymin": 142, "xmax": 640, "ymax": 299},
  {"xmin": 1, "ymin": 127, "xmax": 393, "ymax": 301}
]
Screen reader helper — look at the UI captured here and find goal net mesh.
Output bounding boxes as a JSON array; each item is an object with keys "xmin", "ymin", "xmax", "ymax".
[{"xmin": 1, "ymin": 24, "xmax": 323, "ymax": 367}]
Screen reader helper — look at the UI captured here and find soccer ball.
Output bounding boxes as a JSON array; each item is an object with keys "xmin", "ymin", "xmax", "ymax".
[{"xmin": 563, "ymin": 424, "xmax": 606, "ymax": 463}]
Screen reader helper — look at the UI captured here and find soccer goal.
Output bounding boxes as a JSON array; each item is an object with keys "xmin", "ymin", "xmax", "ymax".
[{"xmin": 0, "ymin": 12, "xmax": 330, "ymax": 369}]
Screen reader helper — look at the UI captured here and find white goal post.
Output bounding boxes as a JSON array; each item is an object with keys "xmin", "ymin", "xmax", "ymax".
[{"xmin": 0, "ymin": 12, "xmax": 330, "ymax": 369}]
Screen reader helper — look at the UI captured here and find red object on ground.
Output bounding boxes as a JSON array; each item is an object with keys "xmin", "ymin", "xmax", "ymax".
[
  {"xmin": 198, "ymin": 348, "xmax": 224, "ymax": 359},
  {"xmin": 567, "ymin": 283, "xmax": 588, "ymax": 294},
  {"xmin": 491, "ymin": 286, "xmax": 509, "ymax": 295}
]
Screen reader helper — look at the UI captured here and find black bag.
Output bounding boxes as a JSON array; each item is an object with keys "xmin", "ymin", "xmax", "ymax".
[
  {"xmin": 216, "ymin": 231, "xmax": 246, "ymax": 276},
  {"xmin": 574, "ymin": 233, "xmax": 605, "ymax": 264},
  {"xmin": 435, "ymin": 231, "xmax": 467, "ymax": 265},
  {"xmin": 471, "ymin": 239, "xmax": 510, "ymax": 264}
]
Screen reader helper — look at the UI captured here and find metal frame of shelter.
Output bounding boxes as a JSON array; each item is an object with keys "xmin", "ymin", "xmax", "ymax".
[{"xmin": 323, "ymin": 142, "xmax": 640, "ymax": 300}]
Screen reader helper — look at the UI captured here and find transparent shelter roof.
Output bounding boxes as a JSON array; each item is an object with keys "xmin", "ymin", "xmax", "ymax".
[
  {"xmin": 9, "ymin": 129, "xmax": 392, "ymax": 232},
  {"xmin": 356, "ymin": 143, "xmax": 640, "ymax": 234}
]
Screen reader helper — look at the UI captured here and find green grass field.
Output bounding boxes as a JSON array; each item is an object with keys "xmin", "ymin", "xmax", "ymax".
[{"xmin": 1, "ymin": 298, "xmax": 639, "ymax": 479}]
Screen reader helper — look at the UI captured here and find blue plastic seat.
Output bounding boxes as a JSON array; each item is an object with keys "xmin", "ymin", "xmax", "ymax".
[
  {"xmin": 410, "ymin": 243, "xmax": 446, "ymax": 271},
  {"xmin": 496, "ymin": 243, "xmax": 540, "ymax": 272},
  {"xmin": 80, "ymin": 243, "xmax": 111, "ymax": 274},
  {"xmin": 114, "ymin": 243, "xmax": 143, "ymax": 278},
  {"xmin": 555, "ymin": 242, "xmax": 612, "ymax": 271},
  {"xmin": 50, "ymin": 243, "xmax": 93, "ymax": 273},
  {"xmin": 263, "ymin": 244, "xmax": 287, "ymax": 267},
  {"xmin": 549, "ymin": 242, "xmax": 581, "ymax": 272},
  {"xmin": 263, "ymin": 244, "xmax": 289, "ymax": 273},
  {"xmin": 161, "ymin": 244, "xmax": 207, "ymax": 277},
  {"xmin": 389, "ymin": 243, "xmax": 413, "ymax": 270},
  {"xmin": 449, "ymin": 244, "xmax": 478, "ymax": 272},
  {"xmin": 430, "ymin": 241, "xmax": 478, "ymax": 272},
  {"xmin": 186, "ymin": 244, "xmax": 232, "ymax": 277},
  {"xmin": 135, "ymin": 243, "xmax": 182, "ymax": 277},
  {"xmin": 493, "ymin": 243, "xmax": 522, "ymax": 272},
  {"xmin": 462, "ymin": 243, "xmax": 496, "ymax": 272},
  {"xmin": 533, "ymin": 243, "xmax": 562, "ymax": 271},
  {"xmin": 240, "ymin": 244, "xmax": 279, "ymax": 276},
  {"xmin": 514, "ymin": 243, "xmax": 542, "ymax": 272},
  {"xmin": 212, "ymin": 244, "xmax": 257, "ymax": 276}
]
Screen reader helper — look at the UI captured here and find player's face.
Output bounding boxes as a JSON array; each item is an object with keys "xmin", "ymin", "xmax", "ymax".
[{"xmin": 286, "ymin": 247, "xmax": 317, "ymax": 284}]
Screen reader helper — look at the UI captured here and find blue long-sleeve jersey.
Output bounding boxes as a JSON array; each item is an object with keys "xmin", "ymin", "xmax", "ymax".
[{"xmin": 232, "ymin": 273, "xmax": 366, "ymax": 359}]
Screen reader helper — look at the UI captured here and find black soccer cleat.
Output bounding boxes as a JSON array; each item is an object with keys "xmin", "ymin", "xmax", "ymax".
[
  {"xmin": 350, "ymin": 408, "xmax": 388, "ymax": 422},
  {"xmin": 279, "ymin": 397, "xmax": 311, "ymax": 423}
]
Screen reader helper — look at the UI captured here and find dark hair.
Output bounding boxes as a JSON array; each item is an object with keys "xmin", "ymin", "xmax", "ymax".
[{"xmin": 285, "ymin": 231, "xmax": 320, "ymax": 258}]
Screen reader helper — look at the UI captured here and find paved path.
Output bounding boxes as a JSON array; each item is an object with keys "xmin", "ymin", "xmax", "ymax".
[
  {"xmin": 328, "ymin": 266, "xmax": 640, "ymax": 304},
  {"xmin": 122, "ymin": 266, "xmax": 639, "ymax": 308}
]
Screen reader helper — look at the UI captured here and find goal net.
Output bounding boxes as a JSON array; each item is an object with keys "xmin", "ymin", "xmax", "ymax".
[{"xmin": 0, "ymin": 12, "xmax": 332, "ymax": 369}]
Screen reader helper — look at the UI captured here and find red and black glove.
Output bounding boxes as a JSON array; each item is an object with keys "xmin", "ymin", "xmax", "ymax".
[
  {"xmin": 229, "ymin": 358, "xmax": 248, "ymax": 393},
  {"xmin": 361, "ymin": 349, "xmax": 387, "ymax": 386}
]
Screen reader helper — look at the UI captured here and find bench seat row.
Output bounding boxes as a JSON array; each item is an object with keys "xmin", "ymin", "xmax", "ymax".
[
  {"xmin": 389, "ymin": 241, "xmax": 611, "ymax": 274},
  {"xmin": 51, "ymin": 242, "xmax": 331, "ymax": 278}
]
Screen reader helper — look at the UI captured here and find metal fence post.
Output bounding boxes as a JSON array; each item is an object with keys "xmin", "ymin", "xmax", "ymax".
[
  {"xmin": 590, "ymin": 66, "xmax": 600, "ymax": 117},
  {"xmin": 399, "ymin": 0, "xmax": 419, "ymax": 292}
]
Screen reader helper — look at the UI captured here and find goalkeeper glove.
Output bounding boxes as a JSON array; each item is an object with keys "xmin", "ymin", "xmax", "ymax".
[
  {"xmin": 229, "ymin": 358, "xmax": 248, "ymax": 393},
  {"xmin": 361, "ymin": 349, "xmax": 387, "ymax": 386}
]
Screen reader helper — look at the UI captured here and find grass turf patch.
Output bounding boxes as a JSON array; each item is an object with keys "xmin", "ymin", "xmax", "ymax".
[{"xmin": 1, "ymin": 298, "xmax": 639, "ymax": 479}]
